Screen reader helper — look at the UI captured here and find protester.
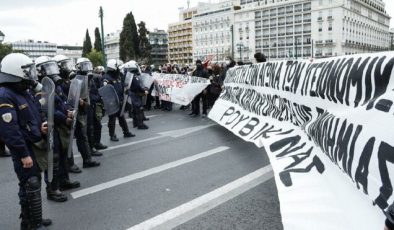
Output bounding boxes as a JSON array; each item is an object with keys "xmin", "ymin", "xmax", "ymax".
[
  {"xmin": 254, "ymin": 52, "xmax": 267, "ymax": 63},
  {"xmin": 190, "ymin": 60, "xmax": 209, "ymax": 117},
  {"xmin": 219, "ymin": 56, "xmax": 236, "ymax": 85}
]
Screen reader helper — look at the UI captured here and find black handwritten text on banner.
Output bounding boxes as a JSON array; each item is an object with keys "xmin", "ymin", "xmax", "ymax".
[{"xmin": 209, "ymin": 52, "xmax": 394, "ymax": 230}]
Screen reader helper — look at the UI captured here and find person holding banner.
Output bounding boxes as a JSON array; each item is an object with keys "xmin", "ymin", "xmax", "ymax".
[
  {"xmin": 103, "ymin": 59, "xmax": 135, "ymax": 142},
  {"xmin": 190, "ymin": 60, "xmax": 209, "ymax": 117}
]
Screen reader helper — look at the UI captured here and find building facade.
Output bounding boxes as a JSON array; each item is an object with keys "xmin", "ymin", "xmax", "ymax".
[
  {"xmin": 192, "ymin": 0, "xmax": 239, "ymax": 63},
  {"xmin": 149, "ymin": 29, "xmax": 169, "ymax": 67},
  {"xmin": 168, "ymin": 7, "xmax": 198, "ymax": 65},
  {"xmin": 56, "ymin": 45, "xmax": 82, "ymax": 64},
  {"xmin": 236, "ymin": 0, "xmax": 313, "ymax": 61},
  {"xmin": 236, "ymin": 0, "xmax": 391, "ymax": 61},
  {"xmin": 312, "ymin": 0, "xmax": 390, "ymax": 58},
  {"xmin": 11, "ymin": 40, "xmax": 57, "ymax": 60},
  {"xmin": 104, "ymin": 30, "xmax": 121, "ymax": 60}
]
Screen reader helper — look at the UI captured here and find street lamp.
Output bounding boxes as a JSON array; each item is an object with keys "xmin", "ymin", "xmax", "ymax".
[{"xmin": 0, "ymin": 31, "xmax": 5, "ymax": 44}]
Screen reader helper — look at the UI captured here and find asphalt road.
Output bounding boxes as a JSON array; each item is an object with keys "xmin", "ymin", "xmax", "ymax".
[{"xmin": 0, "ymin": 107, "xmax": 283, "ymax": 230}]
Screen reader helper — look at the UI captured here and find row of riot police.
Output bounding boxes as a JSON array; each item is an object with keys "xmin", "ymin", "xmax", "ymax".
[{"xmin": 0, "ymin": 52, "xmax": 149, "ymax": 229}]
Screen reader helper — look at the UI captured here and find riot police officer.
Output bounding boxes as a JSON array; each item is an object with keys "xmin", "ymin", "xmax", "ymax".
[
  {"xmin": 88, "ymin": 67, "xmax": 107, "ymax": 151},
  {"xmin": 73, "ymin": 58, "xmax": 100, "ymax": 168},
  {"xmin": 0, "ymin": 53, "xmax": 52, "ymax": 229},
  {"xmin": 53, "ymin": 55, "xmax": 82, "ymax": 174},
  {"xmin": 35, "ymin": 56, "xmax": 69, "ymax": 202},
  {"xmin": 124, "ymin": 61, "xmax": 149, "ymax": 129},
  {"xmin": 103, "ymin": 59, "xmax": 135, "ymax": 142}
]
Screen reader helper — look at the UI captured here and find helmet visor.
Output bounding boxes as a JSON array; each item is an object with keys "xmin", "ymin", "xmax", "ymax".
[
  {"xmin": 59, "ymin": 60, "xmax": 73, "ymax": 72},
  {"xmin": 22, "ymin": 64, "xmax": 38, "ymax": 81},
  {"xmin": 41, "ymin": 62, "xmax": 60, "ymax": 76},
  {"xmin": 80, "ymin": 62, "xmax": 93, "ymax": 72}
]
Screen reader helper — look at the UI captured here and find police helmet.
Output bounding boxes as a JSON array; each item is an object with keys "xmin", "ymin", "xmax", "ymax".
[
  {"xmin": 123, "ymin": 60, "xmax": 141, "ymax": 74},
  {"xmin": 0, "ymin": 53, "xmax": 37, "ymax": 84},
  {"xmin": 107, "ymin": 59, "xmax": 122, "ymax": 71},
  {"xmin": 75, "ymin": 57, "xmax": 93, "ymax": 74},
  {"xmin": 36, "ymin": 56, "xmax": 60, "ymax": 77},
  {"xmin": 53, "ymin": 54, "xmax": 73, "ymax": 74}
]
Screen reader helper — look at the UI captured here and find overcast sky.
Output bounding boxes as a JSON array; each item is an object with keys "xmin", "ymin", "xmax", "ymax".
[{"xmin": 0, "ymin": 0, "xmax": 393, "ymax": 45}]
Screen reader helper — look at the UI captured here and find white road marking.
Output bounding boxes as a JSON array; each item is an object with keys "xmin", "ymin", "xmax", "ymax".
[
  {"xmin": 101, "ymin": 115, "xmax": 157, "ymax": 126},
  {"xmin": 127, "ymin": 165, "xmax": 274, "ymax": 230},
  {"xmin": 158, "ymin": 124, "xmax": 215, "ymax": 138},
  {"xmin": 71, "ymin": 146, "xmax": 230, "ymax": 199},
  {"xmin": 126, "ymin": 165, "xmax": 273, "ymax": 230},
  {"xmin": 73, "ymin": 124, "xmax": 215, "ymax": 158},
  {"xmin": 103, "ymin": 136, "xmax": 165, "ymax": 152}
]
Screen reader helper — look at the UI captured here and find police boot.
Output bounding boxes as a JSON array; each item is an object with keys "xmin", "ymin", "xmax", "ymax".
[
  {"xmin": 20, "ymin": 203, "xmax": 29, "ymax": 230},
  {"xmin": 26, "ymin": 177, "xmax": 52, "ymax": 230},
  {"xmin": 94, "ymin": 143, "xmax": 108, "ymax": 150},
  {"xmin": 46, "ymin": 187, "xmax": 67, "ymax": 202},
  {"xmin": 137, "ymin": 111, "xmax": 148, "ymax": 130},
  {"xmin": 110, "ymin": 135, "xmax": 119, "ymax": 142},
  {"xmin": 59, "ymin": 180, "xmax": 81, "ymax": 191},
  {"xmin": 132, "ymin": 111, "xmax": 138, "ymax": 128}
]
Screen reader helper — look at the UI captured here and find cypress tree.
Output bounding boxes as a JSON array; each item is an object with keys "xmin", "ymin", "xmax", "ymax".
[
  {"xmin": 82, "ymin": 29, "xmax": 92, "ymax": 57},
  {"xmin": 94, "ymin": 27, "xmax": 103, "ymax": 52},
  {"xmin": 138, "ymin": 21, "xmax": 152, "ymax": 63},
  {"xmin": 119, "ymin": 11, "xmax": 140, "ymax": 62}
]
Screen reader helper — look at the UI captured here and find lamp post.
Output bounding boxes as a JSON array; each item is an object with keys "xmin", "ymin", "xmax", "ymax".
[{"xmin": 99, "ymin": 7, "xmax": 106, "ymax": 67}]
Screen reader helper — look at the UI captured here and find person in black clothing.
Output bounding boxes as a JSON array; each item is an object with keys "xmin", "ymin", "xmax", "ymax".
[
  {"xmin": 124, "ymin": 61, "xmax": 149, "ymax": 129},
  {"xmin": 219, "ymin": 56, "xmax": 236, "ymax": 85},
  {"xmin": 103, "ymin": 59, "xmax": 135, "ymax": 142},
  {"xmin": 190, "ymin": 60, "xmax": 209, "ymax": 117},
  {"xmin": 87, "ymin": 70, "xmax": 107, "ymax": 151},
  {"xmin": 254, "ymin": 52, "xmax": 267, "ymax": 63}
]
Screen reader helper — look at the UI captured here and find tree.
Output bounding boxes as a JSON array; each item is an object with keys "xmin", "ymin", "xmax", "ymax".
[
  {"xmin": 137, "ymin": 21, "xmax": 152, "ymax": 64},
  {"xmin": 82, "ymin": 29, "xmax": 93, "ymax": 57},
  {"xmin": 86, "ymin": 49, "xmax": 104, "ymax": 67},
  {"xmin": 94, "ymin": 27, "xmax": 103, "ymax": 52},
  {"xmin": 119, "ymin": 11, "xmax": 140, "ymax": 62},
  {"xmin": 0, "ymin": 43, "xmax": 13, "ymax": 61}
]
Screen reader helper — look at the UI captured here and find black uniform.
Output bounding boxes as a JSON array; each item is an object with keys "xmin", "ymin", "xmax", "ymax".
[
  {"xmin": 191, "ymin": 67, "xmax": 209, "ymax": 116},
  {"xmin": 0, "ymin": 85, "xmax": 51, "ymax": 229},
  {"xmin": 103, "ymin": 70, "xmax": 134, "ymax": 141},
  {"xmin": 87, "ymin": 73, "xmax": 106, "ymax": 150},
  {"xmin": 129, "ymin": 73, "xmax": 148, "ymax": 129}
]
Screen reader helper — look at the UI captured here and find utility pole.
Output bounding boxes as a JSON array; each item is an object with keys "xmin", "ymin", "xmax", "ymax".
[{"xmin": 99, "ymin": 6, "xmax": 106, "ymax": 67}]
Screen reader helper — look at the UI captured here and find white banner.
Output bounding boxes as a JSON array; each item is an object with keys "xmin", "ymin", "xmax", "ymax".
[
  {"xmin": 152, "ymin": 73, "xmax": 210, "ymax": 105},
  {"xmin": 209, "ymin": 52, "xmax": 394, "ymax": 229}
]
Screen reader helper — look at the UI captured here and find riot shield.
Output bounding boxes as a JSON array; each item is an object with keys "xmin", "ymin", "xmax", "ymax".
[
  {"xmin": 76, "ymin": 74, "xmax": 88, "ymax": 100},
  {"xmin": 41, "ymin": 77, "xmax": 56, "ymax": 182},
  {"xmin": 140, "ymin": 73, "xmax": 154, "ymax": 89},
  {"xmin": 120, "ymin": 72, "xmax": 134, "ymax": 117},
  {"xmin": 66, "ymin": 78, "xmax": 82, "ymax": 158},
  {"xmin": 98, "ymin": 84, "xmax": 120, "ymax": 116}
]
